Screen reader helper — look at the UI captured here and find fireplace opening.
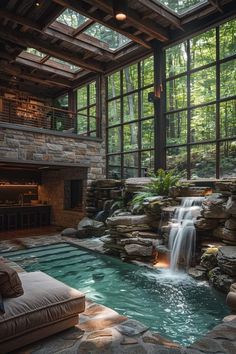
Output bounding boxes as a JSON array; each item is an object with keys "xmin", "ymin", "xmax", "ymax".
[{"xmin": 64, "ymin": 179, "xmax": 83, "ymax": 211}]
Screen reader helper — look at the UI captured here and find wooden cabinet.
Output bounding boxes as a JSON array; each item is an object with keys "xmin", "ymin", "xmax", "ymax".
[{"xmin": 0, "ymin": 205, "xmax": 51, "ymax": 231}]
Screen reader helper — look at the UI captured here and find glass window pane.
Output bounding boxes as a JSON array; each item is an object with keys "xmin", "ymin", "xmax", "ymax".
[
  {"xmin": 108, "ymin": 99, "xmax": 121, "ymax": 126},
  {"xmin": 155, "ymin": 0, "xmax": 207, "ymax": 15},
  {"xmin": 220, "ymin": 140, "xmax": 236, "ymax": 178},
  {"xmin": 89, "ymin": 106, "xmax": 96, "ymax": 132},
  {"xmin": 166, "ymin": 147, "xmax": 187, "ymax": 178},
  {"xmin": 190, "ymin": 144, "xmax": 216, "ymax": 179},
  {"xmin": 77, "ymin": 86, "xmax": 87, "ymax": 109},
  {"xmin": 77, "ymin": 110, "xmax": 87, "ymax": 134},
  {"xmin": 220, "ymin": 59, "xmax": 236, "ymax": 99},
  {"xmin": 190, "ymin": 105, "xmax": 216, "ymax": 142},
  {"xmin": 123, "ymin": 93, "xmax": 138, "ymax": 122},
  {"xmin": 108, "ymin": 127, "xmax": 121, "ymax": 153},
  {"xmin": 141, "ymin": 119, "xmax": 154, "ymax": 149},
  {"xmin": 190, "ymin": 29, "xmax": 216, "ymax": 69},
  {"xmin": 46, "ymin": 57, "xmax": 80, "ymax": 72},
  {"xmin": 108, "ymin": 155, "xmax": 121, "ymax": 179},
  {"xmin": 90, "ymin": 82, "xmax": 96, "ymax": 105},
  {"xmin": 123, "ymin": 123, "xmax": 138, "ymax": 152},
  {"xmin": 220, "ymin": 99, "xmax": 236, "ymax": 138},
  {"xmin": 124, "ymin": 153, "xmax": 139, "ymax": 178},
  {"xmin": 55, "ymin": 94, "xmax": 68, "ymax": 109},
  {"xmin": 166, "ymin": 111, "xmax": 187, "ymax": 145},
  {"xmin": 108, "ymin": 72, "xmax": 120, "ymax": 99},
  {"xmin": 141, "ymin": 150, "xmax": 154, "ymax": 175},
  {"xmin": 166, "ymin": 42, "xmax": 187, "ymax": 78},
  {"xmin": 84, "ymin": 23, "xmax": 131, "ymax": 51},
  {"xmin": 123, "ymin": 64, "xmax": 138, "ymax": 93},
  {"xmin": 141, "ymin": 56, "xmax": 154, "ymax": 87},
  {"xmin": 56, "ymin": 9, "xmax": 89, "ymax": 29},
  {"xmin": 220, "ymin": 18, "xmax": 236, "ymax": 59},
  {"xmin": 190, "ymin": 67, "xmax": 216, "ymax": 106},
  {"xmin": 166, "ymin": 76, "xmax": 187, "ymax": 111},
  {"xmin": 141, "ymin": 88, "xmax": 154, "ymax": 118}
]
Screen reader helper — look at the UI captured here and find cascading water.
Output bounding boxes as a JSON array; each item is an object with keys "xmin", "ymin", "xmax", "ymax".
[{"xmin": 169, "ymin": 197, "xmax": 205, "ymax": 271}]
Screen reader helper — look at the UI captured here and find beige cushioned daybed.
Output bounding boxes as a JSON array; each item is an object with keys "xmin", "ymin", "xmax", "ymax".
[{"xmin": 0, "ymin": 271, "xmax": 85, "ymax": 354}]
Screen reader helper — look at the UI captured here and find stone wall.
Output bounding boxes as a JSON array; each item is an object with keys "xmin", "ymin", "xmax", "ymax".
[
  {"xmin": 0, "ymin": 125, "xmax": 106, "ymax": 182},
  {"xmin": 0, "ymin": 124, "xmax": 106, "ymax": 228}
]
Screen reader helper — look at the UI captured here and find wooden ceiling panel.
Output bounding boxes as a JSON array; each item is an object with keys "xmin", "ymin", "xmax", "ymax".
[{"xmin": 0, "ymin": 0, "xmax": 234, "ymax": 96}]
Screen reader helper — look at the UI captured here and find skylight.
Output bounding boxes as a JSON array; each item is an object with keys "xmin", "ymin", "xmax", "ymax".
[
  {"xmin": 155, "ymin": 0, "xmax": 208, "ymax": 15},
  {"xmin": 56, "ymin": 9, "xmax": 89, "ymax": 29},
  {"xmin": 84, "ymin": 23, "xmax": 131, "ymax": 51},
  {"xmin": 26, "ymin": 48, "xmax": 46, "ymax": 59},
  {"xmin": 45, "ymin": 57, "xmax": 80, "ymax": 73}
]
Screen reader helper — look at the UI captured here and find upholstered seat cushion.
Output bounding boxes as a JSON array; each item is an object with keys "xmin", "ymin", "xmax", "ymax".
[
  {"xmin": 0, "ymin": 271, "xmax": 85, "ymax": 342},
  {"xmin": 0, "ymin": 263, "xmax": 24, "ymax": 298}
]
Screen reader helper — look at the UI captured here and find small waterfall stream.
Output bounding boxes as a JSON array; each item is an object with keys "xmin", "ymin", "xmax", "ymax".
[{"xmin": 169, "ymin": 197, "xmax": 205, "ymax": 271}]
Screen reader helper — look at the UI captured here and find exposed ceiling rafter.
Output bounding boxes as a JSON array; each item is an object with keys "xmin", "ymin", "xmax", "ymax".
[{"xmin": 0, "ymin": 25, "xmax": 104, "ymax": 73}]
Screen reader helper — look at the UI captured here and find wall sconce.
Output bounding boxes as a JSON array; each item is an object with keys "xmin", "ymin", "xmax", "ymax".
[{"xmin": 113, "ymin": 0, "xmax": 128, "ymax": 21}]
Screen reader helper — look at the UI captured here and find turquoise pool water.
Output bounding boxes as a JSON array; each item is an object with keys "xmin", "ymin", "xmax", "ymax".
[{"xmin": 3, "ymin": 242, "xmax": 229, "ymax": 346}]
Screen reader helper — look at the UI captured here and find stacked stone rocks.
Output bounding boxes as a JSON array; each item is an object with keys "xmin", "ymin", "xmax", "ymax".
[
  {"xmin": 101, "ymin": 214, "xmax": 162, "ymax": 262},
  {"xmin": 222, "ymin": 193, "xmax": 236, "ymax": 245},
  {"xmin": 194, "ymin": 195, "xmax": 229, "ymax": 239},
  {"xmin": 85, "ymin": 179, "xmax": 124, "ymax": 219}
]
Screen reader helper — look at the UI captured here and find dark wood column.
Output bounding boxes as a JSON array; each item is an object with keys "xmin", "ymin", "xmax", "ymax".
[{"xmin": 153, "ymin": 42, "xmax": 166, "ymax": 170}]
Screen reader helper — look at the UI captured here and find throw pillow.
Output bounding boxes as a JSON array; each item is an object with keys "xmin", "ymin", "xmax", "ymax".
[{"xmin": 0, "ymin": 264, "xmax": 24, "ymax": 298}]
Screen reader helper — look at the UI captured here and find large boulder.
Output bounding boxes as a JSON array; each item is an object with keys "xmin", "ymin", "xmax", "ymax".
[
  {"xmin": 124, "ymin": 244, "xmax": 153, "ymax": 257},
  {"xmin": 217, "ymin": 246, "xmax": 236, "ymax": 276},
  {"xmin": 226, "ymin": 196, "xmax": 236, "ymax": 216},
  {"xmin": 225, "ymin": 217, "xmax": 236, "ymax": 230},
  {"xmin": 107, "ymin": 214, "xmax": 149, "ymax": 227},
  {"xmin": 61, "ymin": 228, "xmax": 77, "ymax": 237},
  {"xmin": 200, "ymin": 249, "xmax": 218, "ymax": 270},
  {"xmin": 208, "ymin": 267, "xmax": 236, "ymax": 293},
  {"xmin": 195, "ymin": 217, "xmax": 219, "ymax": 230},
  {"xmin": 77, "ymin": 217, "xmax": 105, "ymax": 238},
  {"xmin": 201, "ymin": 197, "xmax": 229, "ymax": 219},
  {"xmin": 222, "ymin": 228, "xmax": 236, "ymax": 245}
]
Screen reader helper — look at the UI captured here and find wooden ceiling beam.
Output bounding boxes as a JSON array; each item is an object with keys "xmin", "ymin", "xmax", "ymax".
[
  {"xmin": 0, "ymin": 25, "xmax": 104, "ymax": 72},
  {"xmin": 0, "ymin": 8, "xmax": 43, "ymax": 31},
  {"xmin": 16, "ymin": 57, "xmax": 75, "ymax": 79},
  {"xmin": 82, "ymin": 0, "xmax": 169, "ymax": 41},
  {"xmin": 0, "ymin": 9, "xmax": 114, "ymax": 59},
  {"xmin": 52, "ymin": 0, "xmax": 152, "ymax": 48},
  {"xmin": 0, "ymin": 61, "xmax": 72, "ymax": 88}
]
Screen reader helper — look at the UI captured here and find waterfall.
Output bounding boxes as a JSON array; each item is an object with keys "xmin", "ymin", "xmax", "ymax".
[{"xmin": 169, "ymin": 197, "xmax": 204, "ymax": 271}]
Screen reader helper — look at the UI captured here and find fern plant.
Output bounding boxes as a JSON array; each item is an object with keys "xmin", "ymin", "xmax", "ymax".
[{"xmin": 130, "ymin": 169, "xmax": 182, "ymax": 209}]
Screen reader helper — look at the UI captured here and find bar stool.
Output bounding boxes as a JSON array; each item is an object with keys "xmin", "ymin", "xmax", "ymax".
[{"xmin": 7, "ymin": 213, "xmax": 18, "ymax": 230}]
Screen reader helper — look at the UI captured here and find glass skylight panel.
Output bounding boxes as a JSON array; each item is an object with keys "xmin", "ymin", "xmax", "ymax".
[
  {"xmin": 84, "ymin": 23, "xmax": 131, "ymax": 51},
  {"xmin": 56, "ymin": 9, "xmax": 89, "ymax": 29},
  {"xmin": 45, "ymin": 57, "xmax": 80, "ymax": 73},
  {"xmin": 155, "ymin": 0, "xmax": 208, "ymax": 15},
  {"xmin": 26, "ymin": 48, "xmax": 46, "ymax": 58}
]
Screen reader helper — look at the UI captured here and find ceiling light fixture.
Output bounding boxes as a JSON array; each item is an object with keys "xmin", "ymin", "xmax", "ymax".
[
  {"xmin": 35, "ymin": 1, "xmax": 40, "ymax": 6},
  {"xmin": 113, "ymin": 0, "xmax": 128, "ymax": 21}
]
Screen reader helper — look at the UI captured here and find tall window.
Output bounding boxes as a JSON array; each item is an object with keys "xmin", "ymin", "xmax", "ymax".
[
  {"xmin": 165, "ymin": 18, "xmax": 236, "ymax": 179},
  {"xmin": 107, "ymin": 56, "xmax": 155, "ymax": 178},
  {"xmin": 76, "ymin": 81, "xmax": 97, "ymax": 137}
]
